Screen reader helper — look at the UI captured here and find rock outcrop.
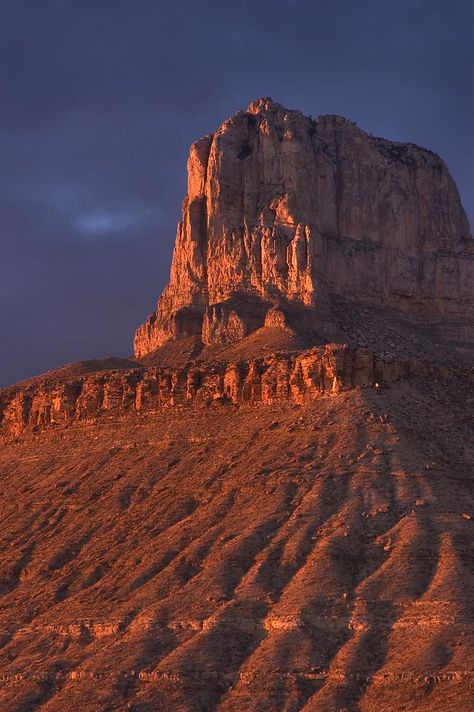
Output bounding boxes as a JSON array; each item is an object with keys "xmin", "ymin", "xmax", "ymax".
[
  {"xmin": 0, "ymin": 346, "xmax": 465, "ymax": 439},
  {"xmin": 134, "ymin": 97, "xmax": 473, "ymax": 358}
]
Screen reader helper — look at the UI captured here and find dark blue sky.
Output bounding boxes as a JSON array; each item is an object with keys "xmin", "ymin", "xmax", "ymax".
[{"xmin": 1, "ymin": 0, "xmax": 472, "ymax": 386}]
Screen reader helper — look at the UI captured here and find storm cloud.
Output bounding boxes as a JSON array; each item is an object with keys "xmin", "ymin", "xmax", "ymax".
[{"xmin": 1, "ymin": 0, "xmax": 472, "ymax": 385}]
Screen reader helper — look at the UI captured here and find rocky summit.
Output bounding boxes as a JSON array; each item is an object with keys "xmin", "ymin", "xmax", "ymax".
[
  {"xmin": 134, "ymin": 98, "xmax": 473, "ymax": 364},
  {"xmin": 0, "ymin": 100, "xmax": 473, "ymax": 712}
]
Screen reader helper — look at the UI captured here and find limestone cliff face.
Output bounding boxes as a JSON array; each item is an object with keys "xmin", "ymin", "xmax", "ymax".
[
  {"xmin": 134, "ymin": 97, "xmax": 473, "ymax": 357},
  {"xmin": 0, "ymin": 346, "xmax": 465, "ymax": 439}
]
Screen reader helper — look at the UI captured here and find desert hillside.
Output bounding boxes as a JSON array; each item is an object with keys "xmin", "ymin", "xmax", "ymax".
[{"xmin": 0, "ymin": 374, "xmax": 472, "ymax": 711}]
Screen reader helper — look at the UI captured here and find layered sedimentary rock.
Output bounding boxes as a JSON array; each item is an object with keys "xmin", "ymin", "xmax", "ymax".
[
  {"xmin": 134, "ymin": 97, "xmax": 473, "ymax": 357},
  {"xmin": 0, "ymin": 346, "xmax": 465, "ymax": 439}
]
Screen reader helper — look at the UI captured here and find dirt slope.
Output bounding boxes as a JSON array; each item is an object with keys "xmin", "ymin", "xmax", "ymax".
[{"xmin": 0, "ymin": 376, "xmax": 472, "ymax": 711}]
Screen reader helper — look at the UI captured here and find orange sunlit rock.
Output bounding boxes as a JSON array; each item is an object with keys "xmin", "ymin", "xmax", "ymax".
[{"xmin": 0, "ymin": 100, "xmax": 473, "ymax": 711}]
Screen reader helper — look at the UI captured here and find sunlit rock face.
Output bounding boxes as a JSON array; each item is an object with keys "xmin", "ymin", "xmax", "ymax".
[
  {"xmin": 134, "ymin": 97, "xmax": 473, "ymax": 357},
  {"xmin": 0, "ymin": 345, "xmax": 464, "ymax": 439}
]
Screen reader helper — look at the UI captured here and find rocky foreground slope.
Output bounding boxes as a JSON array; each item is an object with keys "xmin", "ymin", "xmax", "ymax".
[
  {"xmin": 0, "ymin": 99, "xmax": 473, "ymax": 711},
  {"xmin": 0, "ymin": 377, "xmax": 473, "ymax": 712}
]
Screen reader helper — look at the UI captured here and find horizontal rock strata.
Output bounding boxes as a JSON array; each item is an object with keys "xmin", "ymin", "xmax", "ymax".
[{"xmin": 0, "ymin": 346, "xmax": 463, "ymax": 439}]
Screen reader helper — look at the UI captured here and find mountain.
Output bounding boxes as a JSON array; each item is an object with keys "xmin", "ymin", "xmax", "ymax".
[
  {"xmin": 0, "ymin": 99, "xmax": 473, "ymax": 712},
  {"xmin": 134, "ymin": 98, "xmax": 473, "ymax": 365}
]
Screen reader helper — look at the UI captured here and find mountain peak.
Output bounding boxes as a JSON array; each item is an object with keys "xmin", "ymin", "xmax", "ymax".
[
  {"xmin": 246, "ymin": 96, "xmax": 276, "ymax": 112},
  {"xmin": 134, "ymin": 100, "xmax": 473, "ymax": 365}
]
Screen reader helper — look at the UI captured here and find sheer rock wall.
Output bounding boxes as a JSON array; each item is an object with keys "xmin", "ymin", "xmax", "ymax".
[{"xmin": 134, "ymin": 98, "xmax": 473, "ymax": 357}]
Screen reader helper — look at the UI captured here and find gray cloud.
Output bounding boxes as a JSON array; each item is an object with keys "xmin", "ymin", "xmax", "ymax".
[{"xmin": 0, "ymin": 0, "xmax": 472, "ymax": 385}]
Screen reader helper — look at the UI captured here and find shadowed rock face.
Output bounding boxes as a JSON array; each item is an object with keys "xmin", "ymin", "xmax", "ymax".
[{"xmin": 134, "ymin": 97, "xmax": 473, "ymax": 357}]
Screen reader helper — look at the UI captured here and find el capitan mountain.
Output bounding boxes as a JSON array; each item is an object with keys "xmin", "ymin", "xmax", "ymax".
[
  {"xmin": 134, "ymin": 98, "xmax": 473, "ymax": 363},
  {"xmin": 0, "ymin": 99, "xmax": 472, "ymax": 712}
]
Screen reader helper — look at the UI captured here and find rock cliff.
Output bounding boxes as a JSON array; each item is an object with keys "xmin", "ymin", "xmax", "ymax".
[
  {"xmin": 0, "ymin": 347, "xmax": 466, "ymax": 440},
  {"xmin": 134, "ymin": 98, "xmax": 473, "ymax": 358}
]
